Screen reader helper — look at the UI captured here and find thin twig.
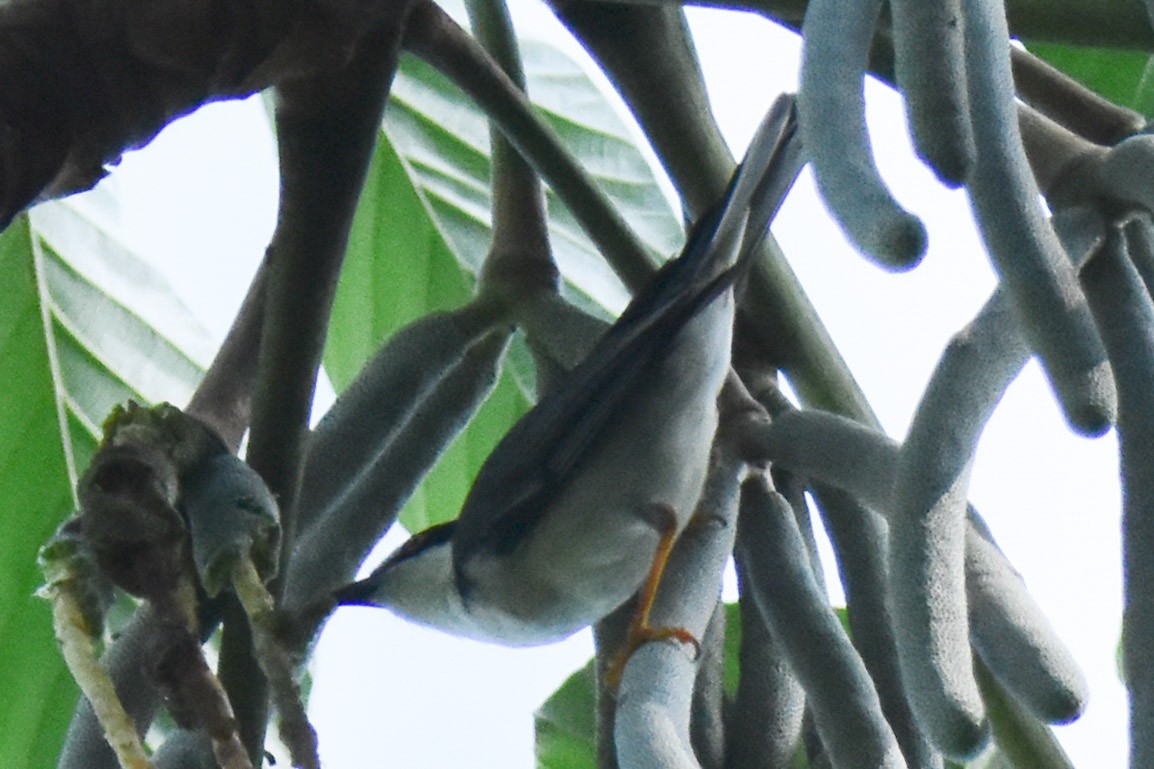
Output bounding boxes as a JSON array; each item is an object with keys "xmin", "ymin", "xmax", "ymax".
[
  {"xmin": 465, "ymin": 0, "xmax": 558, "ymax": 298},
  {"xmin": 232, "ymin": 557, "xmax": 319, "ymax": 769},
  {"xmin": 546, "ymin": 2, "xmax": 731, "ymax": 208},
  {"xmin": 48, "ymin": 587, "xmax": 153, "ymax": 769},
  {"xmin": 185, "ymin": 261, "xmax": 268, "ymax": 453}
]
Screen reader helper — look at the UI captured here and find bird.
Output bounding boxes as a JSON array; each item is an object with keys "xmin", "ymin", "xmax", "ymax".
[{"xmin": 334, "ymin": 94, "xmax": 801, "ymax": 649}]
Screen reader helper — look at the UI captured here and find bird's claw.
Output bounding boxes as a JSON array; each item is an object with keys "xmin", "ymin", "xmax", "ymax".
[{"xmin": 604, "ymin": 623, "xmax": 701, "ymax": 692}]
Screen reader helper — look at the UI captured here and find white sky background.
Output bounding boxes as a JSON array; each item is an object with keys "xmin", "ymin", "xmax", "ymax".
[{"xmin": 86, "ymin": 4, "xmax": 1126, "ymax": 767}]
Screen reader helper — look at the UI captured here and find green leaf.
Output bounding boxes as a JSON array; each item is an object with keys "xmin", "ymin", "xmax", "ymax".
[
  {"xmin": 324, "ymin": 37, "xmax": 683, "ymax": 532},
  {"xmin": 0, "ymin": 201, "xmax": 207, "ymax": 767},
  {"xmin": 1028, "ymin": 43, "xmax": 1154, "ymax": 119},
  {"xmin": 0, "ymin": 215, "xmax": 78, "ymax": 769},
  {"xmin": 31, "ymin": 203, "xmax": 209, "ymax": 439},
  {"xmin": 387, "ymin": 43, "xmax": 684, "ymax": 315},
  {"xmin": 535, "ymin": 660, "xmax": 598, "ymax": 769},
  {"xmin": 322, "ymin": 133, "xmax": 478, "ymax": 386}
]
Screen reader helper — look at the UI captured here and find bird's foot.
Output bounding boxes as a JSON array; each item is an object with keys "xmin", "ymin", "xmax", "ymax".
[
  {"xmin": 603, "ymin": 503, "xmax": 701, "ymax": 691},
  {"xmin": 604, "ymin": 622, "xmax": 701, "ymax": 691}
]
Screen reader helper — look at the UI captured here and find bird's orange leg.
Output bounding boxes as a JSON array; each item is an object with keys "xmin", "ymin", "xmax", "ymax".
[{"xmin": 604, "ymin": 503, "xmax": 700, "ymax": 691}]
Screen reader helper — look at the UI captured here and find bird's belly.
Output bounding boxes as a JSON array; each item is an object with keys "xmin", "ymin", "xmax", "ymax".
[
  {"xmin": 462, "ymin": 511, "xmax": 680, "ymax": 645},
  {"xmin": 459, "ymin": 299, "xmax": 732, "ymax": 644},
  {"xmin": 461, "ymin": 522, "xmax": 658, "ymax": 645},
  {"xmin": 463, "ymin": 376, "xmax": 722, "ymax": 642}
]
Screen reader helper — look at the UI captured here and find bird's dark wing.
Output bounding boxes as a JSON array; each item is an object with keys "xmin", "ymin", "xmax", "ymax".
[
  {"xmin": 451, "ymin": 95, "xmax": 802, "ymax": 568},
  {"xmin": 454, "ymin": 258, "xmax": 738, "ymax": 562}
]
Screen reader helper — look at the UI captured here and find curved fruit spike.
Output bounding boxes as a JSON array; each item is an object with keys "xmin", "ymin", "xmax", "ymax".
[
  {"xmin": 183, "ymin": 453, "xmax": 280, "ymax": 598},
  {"xmin": 1080, "ymin": 225, "xmax": 1154, "ymax": 767},
  {"xmin": 809, "ymin": 485, "xmax": 944, "ymax": 769},
  {"xmin": 891, "ymin": 0, "xmax": 975, "ymax": 186},
  {"xmin": 728, "ymin": 565, "xmax": 807, "ymax": 768},
  {"xmin": 1097, "ymin": 134, "xmax": 1154, "ymax": 213},
  {"xmin": 799, "ymin": 0, "xmax": 927, "ymax": 270},
  {"xmin": 962, "ymin": 0, "xmax": 1115, "ymax": 437},
  {"xmin": 736, "ymin": 473, "xmax": 908, "ymax": 769},
  {"xmin": 294, "ymin": 300, "xmax": 508, "ymax": 536},
  {"xmin": 965, "ymin": 522, "xmax": 1089, "ymax": 724},
  {"xmin": 761, "ymin": 409, "xmax": 1088, "ymax": 730},
  {"xmin": 284, "ymin": 320, "xmax": 511, "ymax": 612}
]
